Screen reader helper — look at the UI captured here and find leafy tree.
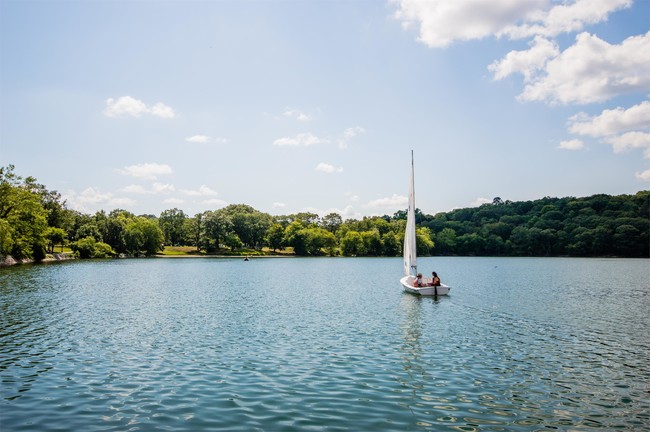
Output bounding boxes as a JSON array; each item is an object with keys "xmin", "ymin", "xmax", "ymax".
[
  {"xmin": 434, "ymin": 228, "xmax": 457, "ymax": 255},
  {"xmin": 266, "ymin": 223, "xmax": 285, "ymax": 252},
  {"xmin": 123, "ymin": 217, "xmax": 164, "ymax": 256},
  {"xmin": 361, "ymin": 229, "xmax": 383, "ymax": 256},
  {"xmin": 0, "ymin": 165, "xmax": 48, "ymax": 259},
  {"xmin": 321, "ymin": 212, "xmax": 343, "ymax": 233},
  {"xmin": 202, "ymin": 210, "xmax": 233, "ymax": 250},
  {"xmin": 381, "ymin": 232, "xmax": 400, "ymax": 256},
  {"xmin": 303, "ymin": 227, "xmax": 337, "ymax": 255},
  {"xmin": 340, "ymin": 231, "xmax": 364, "ymax": 256},
  {"xmin": 291, "ymin": 212, "xmax": 320, "ymax": 226},
  {"xmin": 224, "ymin": 234, "xmax": 243, "ymax": 250},
  {"xmin": 282, "ymin": 221, "xmax": 308, "ymax": 255},
  {"xmin": 76, "ymin": 223, "xmax": 102, "ymax": 242},
  {"xmin": 159, "ymin": 208, "xmax": 187, "ymax": 246},
  {"xmin": 613, "ymin": 225, "xmax": 642, "ymax": 256},
  {"xmin": 0, "ymin": 219, "xmax": 13, "ymax": 256},
  {"xmin": 45, "ymin": 227, "xmax": 67, "ymax": 253},
  {"xmin": 415, "ymin": 227, "xmax": 434, "ymax": 256},
  {"xmin": 71, "ymin": 236, "xmax": 115, "ymax": 258},
  {"xmin": 99, "ymin": 216, "xmax": 128, "ymax": 254}
]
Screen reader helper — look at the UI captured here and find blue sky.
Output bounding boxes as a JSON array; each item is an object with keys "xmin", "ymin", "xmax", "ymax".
[{"xmin": 1, "ymin": 0, "xmax": 649, "ymax": 219}]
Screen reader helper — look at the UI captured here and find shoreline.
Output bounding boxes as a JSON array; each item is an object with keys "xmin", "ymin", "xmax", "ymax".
[
  {"xmin": 1, "ymin": 253, "xmax": 76, "ymax": 267},
  {"xmin": 153, "ymin": 254, "xmax": 295, "ymax": 259}
]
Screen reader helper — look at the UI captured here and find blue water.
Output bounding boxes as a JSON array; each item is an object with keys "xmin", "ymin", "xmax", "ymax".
[{"xmin": 1, "ymin": 257, "xmax": 649, "ymax": 431}]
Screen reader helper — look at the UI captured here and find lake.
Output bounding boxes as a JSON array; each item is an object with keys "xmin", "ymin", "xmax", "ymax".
[{"xmin": 1, "ymin": 257, "xmax": 649, "ymax": 431}]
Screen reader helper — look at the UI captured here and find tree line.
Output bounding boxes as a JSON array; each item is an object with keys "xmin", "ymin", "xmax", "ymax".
[{"xmin": 1, "ymin": 165, "xmax": 648, "ymax": 260}]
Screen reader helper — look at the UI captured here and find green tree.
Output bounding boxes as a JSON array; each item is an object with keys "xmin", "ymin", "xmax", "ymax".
[
  {"xmin": 184, "ymin": 215, "xmax": 202, "ymax": 251},
  {"xmin": 340, "ymin": 231, "xmax": 364, "ymax": 256},
  {"xmin": 434, "ymin": 228, "xmax": 457, "ymax": 255},
  {"xmin": 202, "ymin": 210, "xmax": 233, "ymax": 250},
  {"xmin": 71, "ymin": 236, "xmax": 115, "ymax": 258},
  {"xmin": 282, "ymin": 221, "xmax": 308, "ymax": 255},
  {"xmin": 303, "ymin": 227, "xmax": 337, "ymax": 255},
  {"xmin": 361, "ymin": 229, "xmax": 383, "ymax": 256},
  {"xmin": 0, "ymin": 165, "xmax": 48, "ymax": 259},
  {"xmin": 45, "ymin": 227, "xmax": 67, "ymax": 253},
  {"xmin": 415, "ymin": 227, "xmax": 434, "ymax": 256},
  {"xmin": 159, "ymin": 208, "xmax": 187, "ymax": 246},
  {"xmin": 266, "ymin": 223, "xmax": 285, "ymax": 252},
  {"xmin": 321, "ymin": 212, "xmax": 343, "ymax": 233},
  {"xmin": 613, "ymin": 225, "xmax": 642, "ymax": 256},
  {"xmin": 123, "ymin": 217, "xmax": 164, "ymax": 255}
]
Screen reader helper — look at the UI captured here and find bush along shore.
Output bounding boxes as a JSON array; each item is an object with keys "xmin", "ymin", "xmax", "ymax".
[{"xmin": 2, "ymin": 164, "xmax": 648, "ymax": 264}]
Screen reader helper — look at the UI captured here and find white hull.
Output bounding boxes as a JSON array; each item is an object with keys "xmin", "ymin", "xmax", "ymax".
[{"xmin": 400, "ymin": 276, "xmax": 450, "ymax": 296}]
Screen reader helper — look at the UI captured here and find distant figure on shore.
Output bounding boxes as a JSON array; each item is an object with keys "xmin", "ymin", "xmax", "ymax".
[{"xmin": 430, "ymin": 272, "xmax": 441, "ymax": 287}]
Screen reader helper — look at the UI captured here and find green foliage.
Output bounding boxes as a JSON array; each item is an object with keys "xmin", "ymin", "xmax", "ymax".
[
  {"xmin": 159, "ymin": 208, "xmax": 187, "ymax": 246},
  {"xmin": 123, "ymin": 217, "xmax": 164, "ymax": 256},
  {"xmin": 266, "ymin": 223, "xmax": 285, "ymax": 252},
  {"xmin": 71, "ymin": 236, "xmax": 115, "ymax": 258},
  {"xmin": 0, "ymin": 218, "xmax": 14, "ymax": 256},
  {"xmin": 421, "ymin": 191, "xmax": 649, "ymax": 257},
  {"xmin": 0, "ymin": 165, "xmax": 48, "ymax": 259},
  {"xmin": 1, "ymin": 164, "xmax": 647, "ymax": 261},
  {"xmin": 45, "ymin": 227, "xmax": 67, "ymax": 252}
]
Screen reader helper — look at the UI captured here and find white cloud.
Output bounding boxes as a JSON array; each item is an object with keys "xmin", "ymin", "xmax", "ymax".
[
  {"xmin": 273, "ymin": 133, "xmax": 329, "ymax": 147},
  {"xmin": 121, "ymin": 184, "xmax": 149, "ymax": 194},
  {"xmin": 181, "ymin": 185, "xmax": 218, "ymax": 196},
  {"xmin": 185, "ymin": 135, "xmax": 228, "ymax": 144},
  {"xmin": 164, "ymin": 198, "xmax": 185, "ymax": 205},
  {"xmin": 393, "ymin": 0, "xmax": 631, "ymax": 47},
  {"xmin": 502, "ymin": 0, "xmax": 632, "ymax": 40},
  {"xmin": 186, "ymin": 135, "xmax": 211, "ymax": 143},
  {"xmin": 489, "ymin": 36, "xmax": 559, "ymax": 81},
  {"xmin": 118, "ymin": 163, "xmax": 173, "ymax": 180},
  {"xmin": 345, "ymin": 192, "xmax": 360, "ymax": 202},
  {"xmin": 104, "ymin": 96, "xmax": 175, "ymax": 118},
  {"xmin": 365, "ymin": 194, "xmax": 408, "ymax": 209},
  {"xmin": 604, "ymin": 132, "xmax": 650, "ymax": 157},
  {"xmin": 110, "ymin": 197, "xmax": 137, "ymax": 207},
  {"xmin": 472, "ymin": 197, "xmax": 492, "ymax": 207},
  {"xmin": 62, "ymin": 187, "xmax": 135, "ymax": 212},
  {"xmin": 568, "ymin": 101, "xmax": 650, "ymax": 137},
  {"xmin": 283, "ymin": 109, "xmax": 311, "ymax": 121},
  {"xmin": 566, "ymin": 101, "xmax": 650, "ymax": 157},
  {"xmin": 338, "ymin": 126, "xmax": 365, "ymax": 149},
  {"xmin": 202, "ymin": 198, "xmax": 228, "ymax": 208},
  {"xmin": 636, "ymin": 169, "xmax": 650, "ymax": 181},
  {"xmin": 393, "ymin": 0, "xmax": 545, "ymax": 48},
  {"xmin": 122, "ymin": 182, "xmax": 175, "ymax": 195},
  {"xmin": 316, "ymin": 163, "xmax": 343, "ymax": 173},
  {"xmin": 518, "ymin": 31, "xmax": 650, "ymax": 105},
  {"xmin": 151, "ymin": 183, "xmax": 176, "ymax": 194},
  {"xmin": 273, "ymin": 202, "xmax": 287, "ymax": 208},
  {"xmin": 557, "ymin": 138, "xmax": 585, "ymax": 150},
  {"xmin": 149, "ymin": 102, "xmax": 175, "ymax": 119}
]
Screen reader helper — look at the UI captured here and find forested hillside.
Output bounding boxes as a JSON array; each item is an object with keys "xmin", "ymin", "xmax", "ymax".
[{"xmin": 1, "ymin": 165, "xmax": 648, "ymax": 260}]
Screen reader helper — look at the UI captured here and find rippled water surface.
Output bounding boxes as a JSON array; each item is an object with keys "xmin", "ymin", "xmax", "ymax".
[{"xmin": 1, "ymin": 257, "xmax": 649, "ymax": 431}]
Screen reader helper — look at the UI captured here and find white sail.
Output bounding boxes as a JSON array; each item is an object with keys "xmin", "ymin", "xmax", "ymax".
[{"xmin": 403, "ymin": 151, "xmax": 417, "ymax": 277}]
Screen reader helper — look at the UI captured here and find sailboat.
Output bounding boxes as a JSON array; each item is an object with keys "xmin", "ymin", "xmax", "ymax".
[{"xmin": 400, "ymin": 151, "xmax": 451, "ymax": 296}]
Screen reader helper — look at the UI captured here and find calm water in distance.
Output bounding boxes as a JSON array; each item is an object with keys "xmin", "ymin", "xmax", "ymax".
[{"xmin": 1, "ymin": 257, "xmax": 649, "ymax": 431}]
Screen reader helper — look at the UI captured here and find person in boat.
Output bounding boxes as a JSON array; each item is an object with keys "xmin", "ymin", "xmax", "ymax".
[
  {"xmin": 414, "ymin": 273, "xmax": 423, "ymax": 287},
  {"xmin": 429, "ymin": 272, "xmax": 441, "ymax": 287}
]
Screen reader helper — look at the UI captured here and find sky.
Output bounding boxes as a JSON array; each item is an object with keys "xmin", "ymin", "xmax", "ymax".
[{"xmin": 1, "ymin": 0, "xmax": 649, "ymax": 219}]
